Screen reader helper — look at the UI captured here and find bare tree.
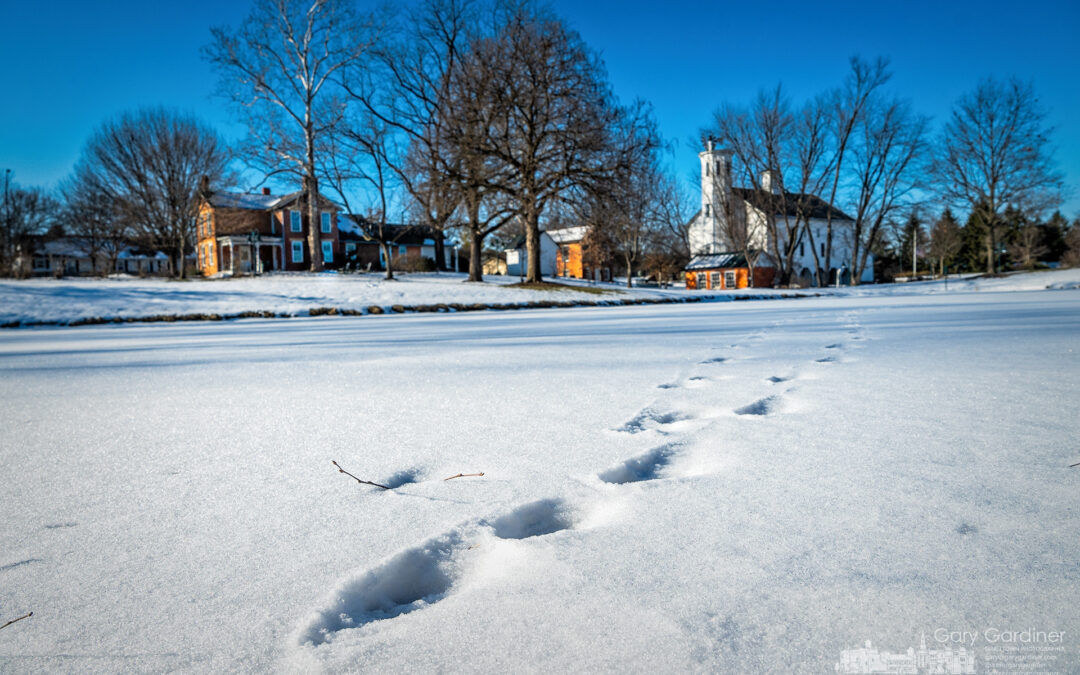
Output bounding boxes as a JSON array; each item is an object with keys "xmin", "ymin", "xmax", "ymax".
[
  {"xmin": 712, "ymin": 86, "xmax": 800, "ymax": 284},
  {"xmin": 1005, "ymin": 207, "xmax": 1048, "ymax": 270},
  {"xmin": 847, "ymin": 97, "xmax": 929, "ymax": 283},
  {"xmin": 206, "ymin": 0, "xmax": 379, "ymax": 272},
  {"xmin": 934, "ymin": 77, "xmax": 1063, "ymax": 273},
  {"xmin": 59, "ymin": 174, "xmax": 131, "ymax": 276},
  {"xmin": 820, "ymin": 56, "xmax": 891, "ymax": 274},
  {"xmin": 1062, "ymin": 218, "xmax": 1080, "ymax": 268},
  {"xmin": 929, "ymin": 207, "xmax": 963, "ymax": 277},
  {"xmin": 466, "ymin": 5, "xmax": 616, "ymax": 283},
  {"xmin": 72, "ymin": 108, "xmax": 229, "ymax": 278},
  {"xmin": 1, "ymin": 173, "xmax": 56, "ymax": 277},
  {"xmin": 582, "ymin": 101, "xmax": 664, "ymax": 287},
  {"xmin": 342, "ymin": 0, "xmax": 474, "ymax": 272}
]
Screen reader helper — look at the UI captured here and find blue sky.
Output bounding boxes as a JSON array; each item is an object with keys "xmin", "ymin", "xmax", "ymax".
[{"xmin": 2, "ymin": 0, "xmax": 1078, "ymax": 217}]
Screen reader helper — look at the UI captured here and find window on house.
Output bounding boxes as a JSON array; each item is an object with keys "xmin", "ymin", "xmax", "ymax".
[
  {"xmin": 290, "ymin": 210, "xmax": 301, "ymax": 232},
  {"xmin": 199, "ymin": 247, "xmax": 205, "ymax": 269},
  {"xmin": 800, "ymin": 242, "xmax": 804, "ymax": 257},
  {"xmin": 704, "ymin": 204, "xmax": 711, "ymax": 217},
  {"xmin": 709, "ymin": 272, "xmax": 720, "ymax": 288},
  {"xmin": 345, "ymin": 242, "xmax": 356, "ymax": 255},
  {"xmin": 322, "ymin": 241, "xmax": 333, "ymax": 264},
  {"xmin": 321, "ymin": 212, "xmax": 331, "ymax": 233},
  {"xmin": 724, "ymin": 271, "xmax": 736, "ymax": 288},
  {"xmin": 820, "ymin": 242, "xmax": 824, "ymax": 257},
  {"xmin": 399, "ymin": 245, "xmax": 407, "ymax": 255},
  {"xmin": 291, "ymin": 240, "xmax": 304, "ymax": 263}
]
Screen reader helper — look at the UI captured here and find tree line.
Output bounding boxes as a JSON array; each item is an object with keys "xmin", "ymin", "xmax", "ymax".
[{"xmin": 2, "ymin": 0, "xmax": 1077, "ymax": 283}]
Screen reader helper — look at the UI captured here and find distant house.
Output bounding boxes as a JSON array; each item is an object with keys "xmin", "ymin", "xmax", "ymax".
[
  {"xmin": 28, "ymin": 237, "xmax": 173, "ymax": 277},
  {"xmin": 549, "ymin": 226, "xmax": 611, "ymax": 282},
  {"xmin": 195, "ymin": 182, "xmax": 341, "ymax": 276},
  {"xmin": 686, "ymin": 141, "xmax": 871, "ymax": 287},
  {"xmin": 337, "ymin": 217, "xmax": 449, "ymax": 271},
  {"xmin": 684, "ymin": 252, "xmax": 774, "ymax": 290},
  {"xmin": 503, "ymin": 232, "xmax": 558, "ymax": 277}
]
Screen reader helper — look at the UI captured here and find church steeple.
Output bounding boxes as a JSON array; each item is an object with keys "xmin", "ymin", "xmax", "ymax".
[{"xmin": 697, "ymin": 137, "xmax": 734, "ymax": 254}]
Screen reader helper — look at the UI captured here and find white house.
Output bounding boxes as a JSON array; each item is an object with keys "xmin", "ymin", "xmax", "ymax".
[
  {"xmin": 687, "ymin": 141, "xmax": 872, "ymax": 286},
  {"xmin": 504, "ymin": 231, "xmax": 558, "ymax": 277}
]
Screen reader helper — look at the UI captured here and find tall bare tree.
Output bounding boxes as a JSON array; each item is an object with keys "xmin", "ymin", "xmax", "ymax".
[
  {"xmin": 342, "ymin": 0, "xmax": 474, "ymax": 272},
  {"xmin": 206, "ymin": 0, "xmax": 379, "ymax": 272},
  {"xmin": 712, "ymin": 86, "xmax": 801, "ymax": 284},
  {"xmin": 1, "ymin": 173, "xmax": 56, "ymax": 277},
  {"xmin": 934, "ymin": 77, "xmax": 1063, "ymax": 273},
  {"xmin": 72, "ymin": 108, "xmax": 229, "ymax": 278},
  {"xmin": 60, "ymin": 174, "xmax": 131, "ymax": 276},
  {"xmin": 466, "ymin": 5, "xmax": 615, "ymax": 283},
  {"xmin": 847, "ymin": 97, "xmax": 929, "ymax": 283},
  {"xmin": 820, "ymin": 56, "xmax": 891, "ymax": 274},
  {"xmin": 581, "ymin": 101, "xmax": 664, "ymax": 287},
  {"xmin": 929, "ymin": 207, "xmax": 963, "ymax": 277}
]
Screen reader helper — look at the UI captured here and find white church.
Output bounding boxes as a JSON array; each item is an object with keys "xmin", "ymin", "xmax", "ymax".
[{"xmin": 686, "ymin": 140, "xmax": 873, "ymax": 288}]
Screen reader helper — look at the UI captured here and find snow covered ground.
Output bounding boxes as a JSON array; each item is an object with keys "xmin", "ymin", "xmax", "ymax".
[
  {"xmin": 0, "ymin": 272, "xmax": 693, "ymax": 325},
  {"xmin": 1, "ymin": 272, "xmax": 1078, "ymax": 673},
  {"xmin": 2, "ymin": 267, "xmax": 1077, "ymax": 326}
]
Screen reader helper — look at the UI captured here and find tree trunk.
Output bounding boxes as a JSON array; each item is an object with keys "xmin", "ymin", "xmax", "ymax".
[
  {"xmin": 625, "ymin": 253, "xmax": 633, "ymax": 288},
  {"xmin": 467, "ymin": 227, "xmax": 484, "ymax": 282},
  {"xmin": 433, "ymin": 234, "xmax": 446, "ymax": 272},
  {"xmin": 380, "ymin": 240, "xmax": 394, "ymax": 280},
  {"xmin": 525, "ymin": 210, "xmax": 541, "ymax": 284},
  {"xmin": 306, "ymin": 174, "xmax": 322, "ymax": 273}
]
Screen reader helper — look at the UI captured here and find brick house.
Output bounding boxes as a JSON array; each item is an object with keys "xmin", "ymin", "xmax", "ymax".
[{"xmin": 195, "ymin": 182, "xmax": 341, "ymax": 276}]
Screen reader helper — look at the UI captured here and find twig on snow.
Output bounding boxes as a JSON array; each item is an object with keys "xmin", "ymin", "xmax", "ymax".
[
  {"xmin": 0, "ymin": 612, "xmax": 32, "ymax": 631},
  {"xmin": 332, "ymin": 460, "xmax": 390, "ymax": 490},
  {"xmin": 444, "ymin": 472, "xmax": 485, "ymax": 481},
  {"xmin": 1070, "ymin": 461, "xmax": 1079, "ymax": 468}
]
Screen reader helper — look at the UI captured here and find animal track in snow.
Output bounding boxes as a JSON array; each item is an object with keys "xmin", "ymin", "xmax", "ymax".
[
  {"xmin": 734, "ymin": 396, "xmax": 778, "ymax": 416},
  {"xmin": 489, "ymin": 499, "xmax": 575, "ymax": 540},
  {"xmin": 698, "ymin": 356, "xmax": 728, "ymax": 364},
  {"xmin": 815, "ymin": 356, "xmax": 836, "ymax": 363},
  {"xmin": 598, "ymin": 443, "xmax": 679, "ymax": 484},
  {"xmin": 825, "ymin": 344, "xmax": 842, "ymax": 349},
  {"xmin": 616, "ymin": 407, "xmax": 690, "ymax": 434},
  {"xmin": 299, "ymin": 533, "xmax": 464, "ymax": 644},
  {"xmin": 767, "ymin": 375, "xmax": 789, "ymax": 384}
]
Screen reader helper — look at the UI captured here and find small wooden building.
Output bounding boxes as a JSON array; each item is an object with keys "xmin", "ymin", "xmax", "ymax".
[
  {"xmin": 549, "ymin": 225, "xmax": 611, "ymax": 282},
  {"xmin": 685, "ymin": 252, "xmax": 774, "ymax": 290}
]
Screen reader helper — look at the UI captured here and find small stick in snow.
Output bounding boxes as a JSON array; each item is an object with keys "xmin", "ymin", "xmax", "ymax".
[
  {"xmin": 444, "ymin": 472, "xmax": 485, "ymax": 481},
  {"xmin": 1069, "ymin": 461, "xmax": 1079, "ymax": 468},
  {"xmin": 332, "ymin": 460, "xmax": 390, "ymax": 490},
  {"xmin": 0, "ymin": 612, "xmax": 32, "ymax": 631}
]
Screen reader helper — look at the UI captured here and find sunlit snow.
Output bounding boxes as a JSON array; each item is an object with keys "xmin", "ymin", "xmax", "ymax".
[{"xmin": 1, "ymin": 271, "xmax": 1078, "ymax": 673}]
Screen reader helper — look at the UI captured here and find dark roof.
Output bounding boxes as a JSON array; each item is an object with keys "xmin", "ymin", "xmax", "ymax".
[
  {"xmin": 339, "ymin": 216, "xmax": 441, "ymax": 245},
  {"xmin": 686, "ymin": 252, "xmax": 749, "ymax": 270},
  {"xmin": 733, "ymin": 188, "xmax": 854, "ymax": 222}
]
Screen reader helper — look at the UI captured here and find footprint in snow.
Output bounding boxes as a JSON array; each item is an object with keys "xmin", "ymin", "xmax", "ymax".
[
  {"xmin": 298, "ymin": 533, "xmax": 463, "ymax": 644},
  {"xmin": 734, "ymin": 396, "xmax": 778, "ymax": 416},
  {"xmin": 616, "ymin": 407, "xmax": 690, "ymax": 434},
  {"xmin": 488, "ymin": 499, "xmax": 575, "ymax": 540},
  {"xmin": 598, "ymin": 444, "xmax": 679, "ymax": 484}
]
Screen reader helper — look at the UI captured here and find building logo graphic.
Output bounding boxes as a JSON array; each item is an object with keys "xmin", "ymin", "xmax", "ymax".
[{"xmin": 836, "ymin": 633, "xmax": 976, "ymax": 674}]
